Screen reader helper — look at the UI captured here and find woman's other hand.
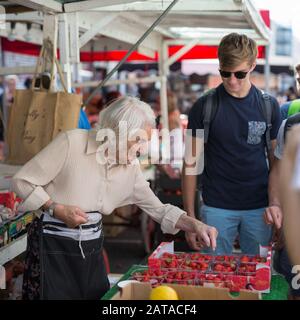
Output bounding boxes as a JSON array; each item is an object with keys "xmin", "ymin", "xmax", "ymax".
[{"xmin": 54, "ymin": 204, "xmax": 88, "ymax": 228}]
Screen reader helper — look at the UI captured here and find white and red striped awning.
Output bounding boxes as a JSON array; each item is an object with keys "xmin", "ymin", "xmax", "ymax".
[{"xmin": 1, "ymin": 8, "xmax": 270, "ymax": 63}]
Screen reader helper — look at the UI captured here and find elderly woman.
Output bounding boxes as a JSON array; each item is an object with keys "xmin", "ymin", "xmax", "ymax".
[{"xmin": 12, "ymin": 96, "xmax": 218, "ymax": 300}]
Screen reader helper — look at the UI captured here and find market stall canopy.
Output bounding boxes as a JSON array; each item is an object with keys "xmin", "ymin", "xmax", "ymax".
[{"xmin": 1, "ymin": 0, "xmax": 270, "ymax": 54}]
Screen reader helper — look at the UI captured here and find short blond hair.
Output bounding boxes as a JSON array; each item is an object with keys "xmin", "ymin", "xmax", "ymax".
[
  {"xmin": 218, "ymin": 33, "xmax": 258, "ymax": 69},
  {"xmin": 295, "ymin": 64, "xmax": 300, "ymax": 73}
]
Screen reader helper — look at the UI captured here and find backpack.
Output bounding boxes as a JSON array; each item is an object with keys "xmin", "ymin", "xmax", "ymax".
[
  {"xmin": 202, "ymin": 86, "xmax": 275, "ymax": 157},
  {"xmin": 283, "ymin": 112, "xmax": 300, "ymax": 142}
]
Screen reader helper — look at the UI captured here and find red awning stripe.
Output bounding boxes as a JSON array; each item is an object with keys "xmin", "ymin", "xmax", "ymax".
[{"xmin": 1, "ymin": 38, "xmax": 266, "ymax": 61}]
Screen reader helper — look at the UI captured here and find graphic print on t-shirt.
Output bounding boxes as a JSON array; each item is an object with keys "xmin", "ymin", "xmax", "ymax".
[{"xmin": 247, "ymin": 121, "xmax": 266, "ymax": 145}]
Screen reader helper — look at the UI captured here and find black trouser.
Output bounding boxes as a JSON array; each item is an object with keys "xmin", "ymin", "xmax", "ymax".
[{"xmin": 23, "ymin": 217, "xmax": 110, "ymax": 300}]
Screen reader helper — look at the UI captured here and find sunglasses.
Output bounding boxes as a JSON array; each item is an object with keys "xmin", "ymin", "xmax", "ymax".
[{"xmin": 219, "ymin": 69, "xmax": 250, "ymax": 79}]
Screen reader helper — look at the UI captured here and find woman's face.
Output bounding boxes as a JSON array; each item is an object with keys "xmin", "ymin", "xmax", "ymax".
[
  {"xmin": 101, "ymin": 125, "xmax": 153, "ymax": 165},
  {"xmin": 126, "ymin": 125, "xmax": 152, "ymax": 163}
]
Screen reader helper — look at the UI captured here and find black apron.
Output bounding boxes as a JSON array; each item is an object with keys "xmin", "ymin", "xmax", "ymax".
[{"xmin": 23, "ymin": 215, "xmax": 110, "ymax": 300}]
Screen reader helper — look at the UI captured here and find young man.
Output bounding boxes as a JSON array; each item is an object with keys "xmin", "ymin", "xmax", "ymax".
[
  {"xmin": 182, "ymin": 33, "xmax": 282, "ymax": 254},
  {"xmin": 280, "ymin": 64, "xmax": 300, "ymax": 120}
]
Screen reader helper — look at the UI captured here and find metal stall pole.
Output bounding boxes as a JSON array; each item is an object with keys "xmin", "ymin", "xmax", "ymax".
[
  {"xmin": 158, "ymin": 39, "xmax": 169, "ymax": 131},
  {"xmin": 160, "ymin": 38, "xmax": 200, "ymax": 130},
  {"xmin": 58, "ymin": 13, "xmax": 72, "ymax": 92},
  {"xmin": 69, "ymin": 12, "xmax": 81, "ymax": 87},
  {"xmin": 264, "ymin": 44, "xmax": 270, "ymax": 93},
  {"xmin": 72, "ymin": 75, "xmax": 162, "ymax": 88}
]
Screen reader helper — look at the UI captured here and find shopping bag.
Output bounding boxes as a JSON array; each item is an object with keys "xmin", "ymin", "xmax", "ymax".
[{"xmin": 5, "ymin": 39, "xmax": 81, "ymax": 165}]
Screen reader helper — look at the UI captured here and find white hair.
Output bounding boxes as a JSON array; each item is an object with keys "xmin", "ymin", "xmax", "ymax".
[
  {"xmin": 4, "ymin": 75, "xmax": 18, "ymax": 82},
  {"xmin": 96, "ymin": 96, "xmax": 156, "ymax": 137}
]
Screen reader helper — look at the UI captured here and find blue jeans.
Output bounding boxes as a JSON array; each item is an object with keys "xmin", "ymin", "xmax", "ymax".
[{"xmin": 201, "ymin": 204, "xmax": 272, "ymax": 255}]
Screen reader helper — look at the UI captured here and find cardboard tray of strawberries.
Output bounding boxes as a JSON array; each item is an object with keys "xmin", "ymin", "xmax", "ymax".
[{"xmin": 133, "ymin": 242, "xmax": 272, "ymax": 293}]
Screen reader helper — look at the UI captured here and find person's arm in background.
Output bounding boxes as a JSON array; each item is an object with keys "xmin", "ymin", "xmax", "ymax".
[
  {"xmin": 182, "ymin": 98, "xmax": 205, "ymax": 250},
  {"xmin": 11, "ymin": 132, "xmax": 88, "ymax": 228},
  {"xmin": 281, "ymin": 125, "xmax": 300, "ymax": 265},
  {"xmin": 182, "ymin": 135, "xmax": 203, "ymax": 250},
  {"xmin": 280, "ymin": 101, "xmax": 290, "ymax": 121},
  {"xmin": 265, "ymin": 99, "xmax": 283, "ymax": 229},
  {"xmin": 182, "ymin": 161, "xmax": 197, "ymax": 219},
  {"xmin": 265, "ymin": 142, "xmax": 283, "ymax": 229}
]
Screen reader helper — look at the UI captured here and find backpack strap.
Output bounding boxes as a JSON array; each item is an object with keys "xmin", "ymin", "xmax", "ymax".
[
  {"xmin": 197, "ymin": 88, "xmax": 217, "ymax": 190},
  {"xmin": 257, "ymin": 89, "xmax": 273, "ymax": 155},
  {"xmin": 202, "ymin": 88, "xmax": 218, "ymax": 144}
]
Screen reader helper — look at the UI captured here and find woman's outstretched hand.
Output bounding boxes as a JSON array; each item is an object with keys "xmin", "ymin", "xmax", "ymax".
[{"xmin": 176, "ymin": 214, "xmax": 218, "ymax": 251}]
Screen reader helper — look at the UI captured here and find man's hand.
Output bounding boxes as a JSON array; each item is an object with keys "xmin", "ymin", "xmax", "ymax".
[
  {"xmin": 54, "ymin": 204, "xmax": 88, "ymax": 228},
  {"xmin": 264, "ymin": 205, "xmax": 283, "ymax": 229}
]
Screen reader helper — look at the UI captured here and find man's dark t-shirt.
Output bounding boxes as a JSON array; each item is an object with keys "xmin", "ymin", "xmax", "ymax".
[{"xmin": 188, "ymin": 84, "xmax": 281, "ymax": 210}]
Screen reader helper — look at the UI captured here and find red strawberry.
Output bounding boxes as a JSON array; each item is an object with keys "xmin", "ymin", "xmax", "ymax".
[
  {"xmin": 216, "ymin": 256, "xmax": 224, "ymax": 262},
  {"xmin": 239, "ymin": 266, "xmax": 246, "ymax": 273},
  {"xmin": 182, "ymin": 272, "xmax": 188, "ymax": 279},
  {"xmin": 191, "ymin": 253, "xmax": 197, "ymax": 260},
  {"xmin": 199, "ymin": 274, "xmax": 206, "ymax": 280},
  {"xmin": 230, "ymin": 263, "xmax": 237, "ymax": 270},
  {"xmin": 214, "ymin": 264, "xmax": 224, "ymax": 272},
  {"xmin": 248, "ymin": 265, "xmax": 256, "ymax": 273},
  {"xmin": 201, "ymin": 262, "xmax": 209, "ymax": 270},
  {"xmin": 240, "ymin": 256, "xmax": 250, "ymax": 263},
  {"xmin": 142, "ymin": 275, "xmax": 150, "ymax": 282},
  {"xmin": 155, "ymin": 270, "xmax": 163, "ymax": 277},
  {"xmin": 164, "ymin": 258, "xmax": 171, "ymax": 265},
  {"xmin": 253, "ymin": 256, "xmax": 267, "ymax": 263},
  {"xmin": 175, "ymin": 272, "xmax": 182, "ymax": 280},
  {"xmin": 229, "ymin": 284, "xmax": 240, "ymax": 292}
]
